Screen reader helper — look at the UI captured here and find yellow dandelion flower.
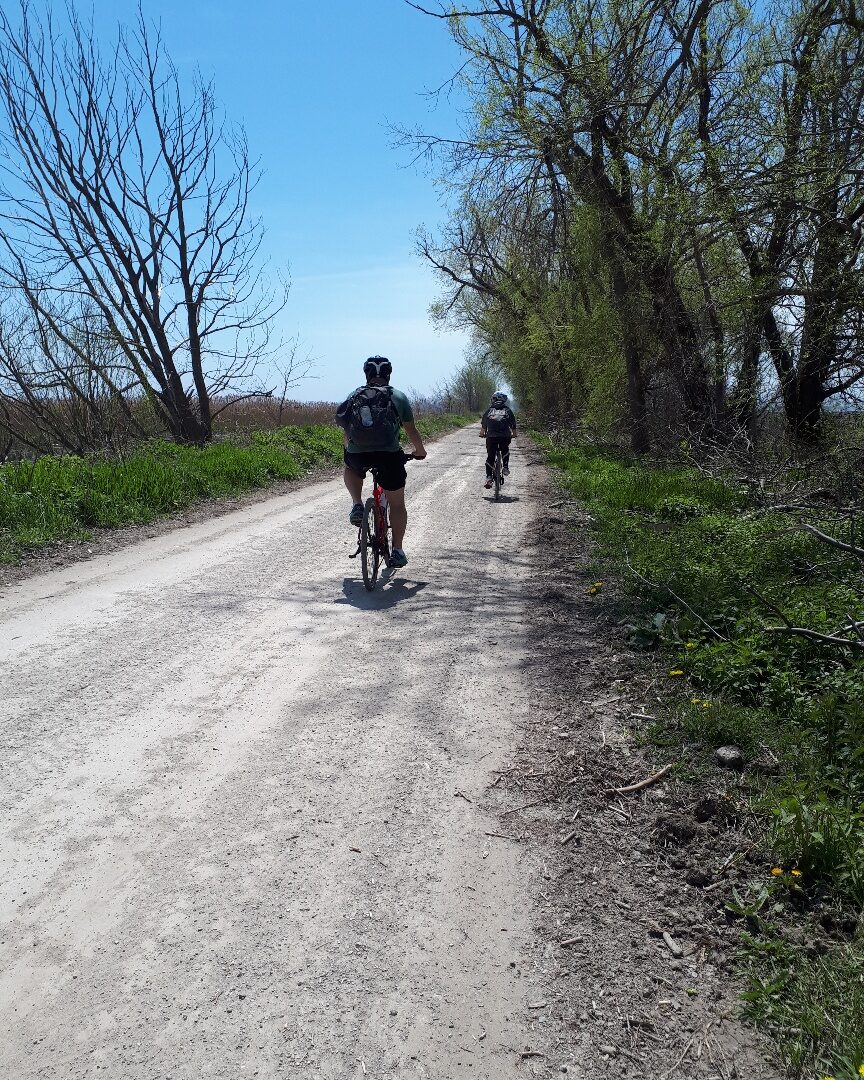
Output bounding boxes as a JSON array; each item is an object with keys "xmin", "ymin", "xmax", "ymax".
[
  {"xmin": 771, "ymin": 867, "xmax": 784, "ymax": 876},
  {"xmin": 593, "ymin": 581, "xmax": 604, "ymax": 589},
  {"xmin": 702, "ymin": 701, "xmax": 712, "ymax": 709},
  {"xmin": 586, "ymin": 587, "xmax": 597, "ymax": 595},
  {"xmin": 691, "ymin": 697, "xmax": 701, "ymax": 704},
  {"xmin": 857, "ymin": 1065, "xmax": 864, "ymax": 1077},
  {"xmin": 668, "ymin": 670, "xmax": 685, "ymax": 677},
  {"xmin": 791, "ymin": 869, "xmax": 802, "ymax": 877},
  {"xmin": 685, "ymin": 642, "xmax": 696, "ymax": 649}
]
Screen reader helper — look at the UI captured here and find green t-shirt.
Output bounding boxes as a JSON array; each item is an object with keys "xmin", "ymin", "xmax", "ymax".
[{"xmin": 345, "ymin": 386, "xmax": 414, "ymax": 454}]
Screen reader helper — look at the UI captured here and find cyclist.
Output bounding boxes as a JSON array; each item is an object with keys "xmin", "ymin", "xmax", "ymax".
[
  {"xmin": 481, "ymin": 391, "xmax": 517, "ymax": 489},
  {"xmin": 335, "ymin": 356, "xmax": 427, "ymax": 569}
]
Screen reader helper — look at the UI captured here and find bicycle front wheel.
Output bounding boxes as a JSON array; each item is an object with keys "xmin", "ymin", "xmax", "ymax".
[
  {"xmin": 360, "ymin": 497, "xmax": 380, "ymax": 590},
  {"xmin": 494, "ymin": 451, "xmax": 503, "ymax": 500}
]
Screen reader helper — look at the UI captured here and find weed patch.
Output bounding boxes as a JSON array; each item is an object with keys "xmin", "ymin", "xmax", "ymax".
[
  {"xmin": 0, "ymin": 426, "xmax": 344, "ymax": 560},
  {"xmin": 539, "ymin": 435, "xmax": 864, "ymax": 1076}
]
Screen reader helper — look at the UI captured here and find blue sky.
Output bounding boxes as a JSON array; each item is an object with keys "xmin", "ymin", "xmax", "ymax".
[{"xmin": 93, "ymin": 0, "xmax": 472, "ymax": 402}]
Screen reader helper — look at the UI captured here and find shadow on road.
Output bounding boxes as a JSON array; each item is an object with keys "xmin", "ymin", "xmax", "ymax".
[{"xmin": 335, "ymin": 575, "xmax": 429, "ymax": 610}]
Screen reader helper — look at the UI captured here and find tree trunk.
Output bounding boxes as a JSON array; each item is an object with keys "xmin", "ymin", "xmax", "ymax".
[{"xmin": 609, "ymin": 249, "xmax": 650, "ymax": 455}]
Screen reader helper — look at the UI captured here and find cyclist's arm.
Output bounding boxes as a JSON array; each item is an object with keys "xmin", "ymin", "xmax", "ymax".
[{"xmin": 403, "ymin": 420, "xmax": 427, "ymax": 459}]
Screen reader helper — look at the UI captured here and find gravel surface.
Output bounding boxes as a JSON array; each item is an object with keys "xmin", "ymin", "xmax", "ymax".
[
  {"xmin": 0, "ymin": 425, "xmax": 781, "ymax": 1079},
  {"xmin": 2, "ymin": 427, "xmax": 550, "ymax": 1079}
]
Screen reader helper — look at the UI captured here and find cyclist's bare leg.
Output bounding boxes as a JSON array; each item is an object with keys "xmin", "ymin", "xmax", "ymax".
[
  {"xmin": 384, "ymin": 486, "xmax": 407, "ymax": 549},
  {"xmin": 344, "ymin": 465, "xmax": 364, "ymax": 504}
]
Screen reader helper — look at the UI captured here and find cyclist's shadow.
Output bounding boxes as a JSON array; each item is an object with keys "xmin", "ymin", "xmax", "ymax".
[{"xmin": 336, "ymin": 575, "xmax": 429, "ymax": 610}]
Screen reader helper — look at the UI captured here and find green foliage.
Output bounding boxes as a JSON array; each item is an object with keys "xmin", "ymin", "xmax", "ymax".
[
  {"xmin": 540, "ymin": 433, "xmax": 864, "ymax": 1074},
  {"xmin": 0, "ymin": 425, "xmax": 344, "ymax": 560},
  {"xmin": 771, "ymin": 797, "xmax": 864, "ymax": 909},
  {"xmin": 740, "ymin": 933, "xmax": 864, "ymax": 1078},
  {"xmin": 412, "ymin": 414, "xmax": 475, "ymax": 439}
]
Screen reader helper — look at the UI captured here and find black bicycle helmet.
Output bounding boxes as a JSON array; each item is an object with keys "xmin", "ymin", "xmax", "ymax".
[
  {"xmin": 491, "ymin": 391, "xmax": 508, "ymax": 405},
  {"xmin": 364, "ymin": 355, "xmax": 392, "ymax": 379}
]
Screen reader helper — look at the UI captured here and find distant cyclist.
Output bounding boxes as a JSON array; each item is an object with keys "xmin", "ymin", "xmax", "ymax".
[
  {"xmin": 335, "ymin": 356, "xmax": 427, "ymax": 568},
  {"xmin": 481, "ymin": 392, "xmax": 517, "ymax": 489}
]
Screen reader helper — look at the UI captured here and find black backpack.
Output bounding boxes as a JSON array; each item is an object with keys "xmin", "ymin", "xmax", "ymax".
[
  {"xmin": 335, "ymin": 385, "xmax": 400, "ymax": 448},
  {"xmin": 485, "ymin": 406, "xmax": 511, "ymax": 437}
]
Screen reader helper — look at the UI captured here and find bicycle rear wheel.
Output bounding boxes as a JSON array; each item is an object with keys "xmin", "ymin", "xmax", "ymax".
[
  {"xmin": 360, "ymin": 497, "xmax": 380, "ymax": 590},
  {"xmin": 494, "ymin": 450, "xmax": 503, "ymax": 500}
]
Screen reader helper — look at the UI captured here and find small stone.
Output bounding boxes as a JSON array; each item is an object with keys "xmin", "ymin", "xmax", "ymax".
[
  {"xmin": 714, "ymin": 745, "xmax": 744, "ymax": 770},
  {"xmin": 599, "ymin": 1044, "xmax": 618, "ymax": 1057}
]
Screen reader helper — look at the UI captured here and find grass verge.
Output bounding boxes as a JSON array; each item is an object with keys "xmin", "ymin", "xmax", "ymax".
[
  {"xmin": 0, "ymin": 416, "xmax": 473, "ymax": 561},
  {"xmin": 539, "ymin": 436, "xmax": 864, "ymax": 1080}
]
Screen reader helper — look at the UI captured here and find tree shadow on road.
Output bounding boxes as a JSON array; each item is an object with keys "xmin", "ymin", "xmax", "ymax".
[{"xmin": 335, "ymin": 575, "xmax": 429, "ymax": 610}]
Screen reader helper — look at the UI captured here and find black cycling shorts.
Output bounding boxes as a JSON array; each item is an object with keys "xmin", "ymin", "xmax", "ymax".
[{"xmin": 343, "ymin": 449, "xmax": 407, "ymax": 491}]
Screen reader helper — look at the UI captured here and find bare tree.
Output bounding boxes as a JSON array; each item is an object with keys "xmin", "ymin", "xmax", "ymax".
[
  {"xmin": 0, "ymin": 1, "xmax": 287, "ymax": 445},
  {"xmin": 0, "ymin": 295, "xmax": 148, "ymax": 455},
  {"xmin": 273, "ymin": 337, "xmax": 315, "ymax": 425}
]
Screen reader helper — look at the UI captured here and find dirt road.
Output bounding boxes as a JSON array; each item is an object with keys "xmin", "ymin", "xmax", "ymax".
[{"xmin": 1, "ymin": 426, "xmax": 554, "ymax": 1079}]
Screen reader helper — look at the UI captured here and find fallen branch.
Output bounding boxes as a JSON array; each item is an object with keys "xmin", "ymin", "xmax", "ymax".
[
  {"xmin": 484, "ymin": 831, "xmax": 522, "ymax": 841},
  {"xmin": 560, "ymin": 829, "xmax": 579, "ymax": 845},
  {"xmin": 764, "ymin": 625, "xmax": 864, "ymax": 650},
  {"xmin": 801, "ymin": 521, "xmax": 864, "ymax": 560},
  {"xmin": 606, "ymin": 764, "xmax": 673, "ymax": 797}
]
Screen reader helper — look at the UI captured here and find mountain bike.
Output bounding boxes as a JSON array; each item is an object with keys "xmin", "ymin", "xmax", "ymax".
[
  {"xmin": 491, "ymin": 445, "xmax": 504, "ymax": 501},
  {"xmin": 480, "ymin": 431, "xmax": 504, "ymax": 501},
  {"xmin": 349, "ymin": 453, "xmax": 415, "ymax": 591}
]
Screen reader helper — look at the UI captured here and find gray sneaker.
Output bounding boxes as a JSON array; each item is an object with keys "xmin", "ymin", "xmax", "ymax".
[
  {"xmin": 349, "ymin": 503, "xmax": 364, "ymax": 527},
  {"xmin": 389, "ymin": 548, "xmax": 408, "ymax": 568}
]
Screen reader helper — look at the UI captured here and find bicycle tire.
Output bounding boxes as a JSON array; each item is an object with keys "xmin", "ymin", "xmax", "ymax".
[
  {"xmin": 378, "ymin": 499, "xmax": 391, "ymax": 566},
  {"xmin": 360, "ymin": 497, "xmax": 379, "ymax": 590},
  {"xmin": 494, "ymin": 450, "xmax": 503, "ymax": 500}
]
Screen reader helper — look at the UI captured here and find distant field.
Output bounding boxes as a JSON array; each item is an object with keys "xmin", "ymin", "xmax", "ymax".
[{"xmin": 0, "ymin": 416, "xmax": 472, "ymax": 561}]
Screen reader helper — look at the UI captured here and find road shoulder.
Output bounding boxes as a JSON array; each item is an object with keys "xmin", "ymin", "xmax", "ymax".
[{"xmin": 485, "ymin": 456, "xmax": 781, "ymax": 1078}]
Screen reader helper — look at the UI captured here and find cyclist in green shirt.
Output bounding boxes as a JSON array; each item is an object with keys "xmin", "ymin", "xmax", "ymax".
[{"xmin": 335, "ymin": 357, "xmax": 427, "ymax": 568}]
